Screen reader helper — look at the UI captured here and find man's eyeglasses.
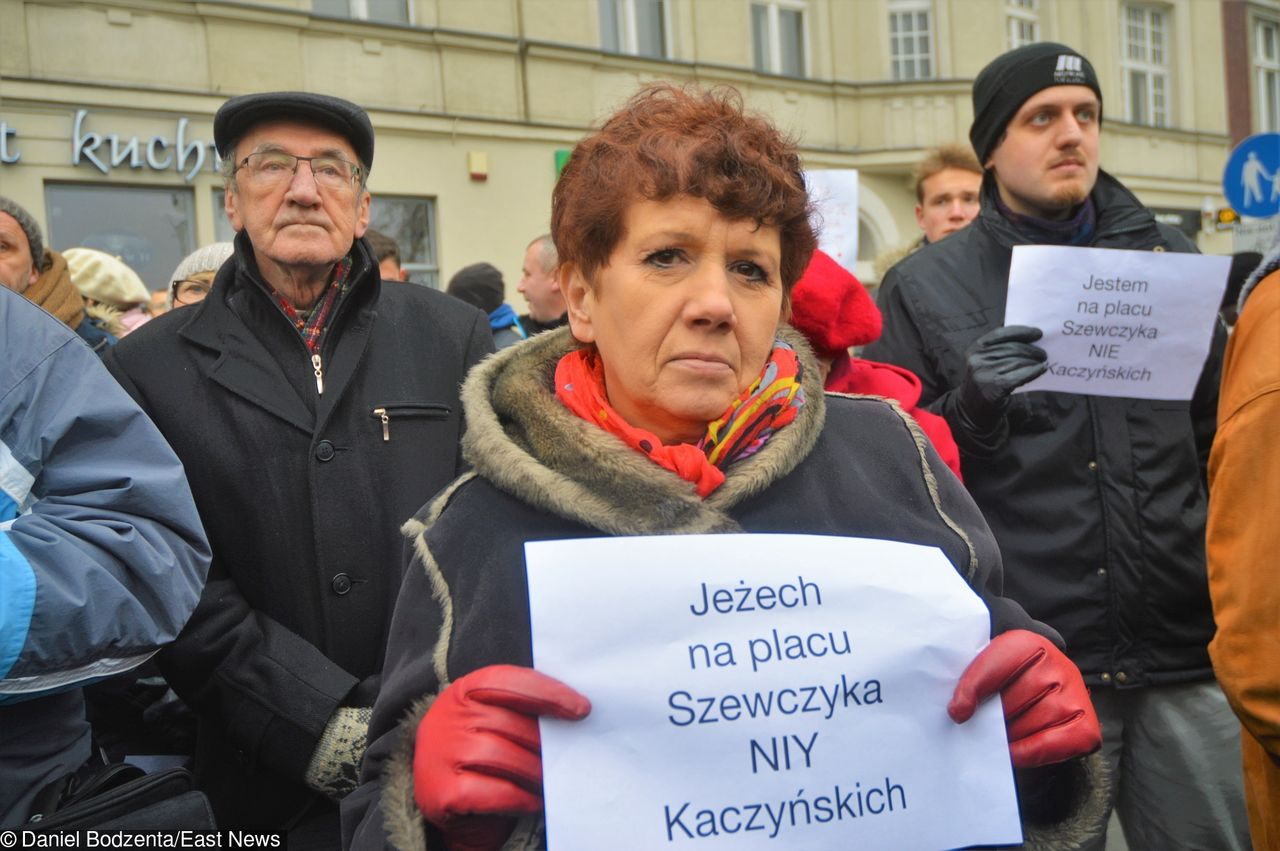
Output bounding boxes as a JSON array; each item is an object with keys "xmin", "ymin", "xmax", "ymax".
[
  {"xmin": 172, "ymin": 278, "xmax": 213, "ymax": 306},
  {"xmin": 235, "ymin": 151, "xmax": 363, "ymax": 191}
]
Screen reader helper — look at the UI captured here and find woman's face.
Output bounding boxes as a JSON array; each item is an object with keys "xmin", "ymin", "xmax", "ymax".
[{"xmin": 564, "ymin": 195, "xmax": 785, "ymax": 444}]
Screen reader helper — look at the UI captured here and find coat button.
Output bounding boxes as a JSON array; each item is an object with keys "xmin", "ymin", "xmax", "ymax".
[
  {"xmin": 1100, "ymin": 672, "xmax": 1111, "ymax": 683},
  {"xmin": 315, "ymin": 440, "xmax": 335, "ymax": 461},
  {"xmin": 1087, "ymin": 460, "xmax": 1098, "ymax": 471},
  {"xmin": 331, "ymin": 573, "xmax": 352, "ymax": 595},
  {"xmin": 1115, "ymin": 671, "xmax": 1128, "ymax": 684}
]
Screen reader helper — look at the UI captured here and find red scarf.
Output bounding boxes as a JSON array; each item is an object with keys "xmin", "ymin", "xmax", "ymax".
[{"xmin": 555, "ymin": 343, "xmax": 805, "ymax": 498}]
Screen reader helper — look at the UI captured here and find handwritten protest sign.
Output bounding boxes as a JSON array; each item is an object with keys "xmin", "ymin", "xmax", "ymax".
[
  {"xmin": 526, "ymin": 534, "xmax": 1022, "ymax": 851},
  {"xmin": 1005, "ymin": 245, "xmax": 1229, "ymax": 399}
]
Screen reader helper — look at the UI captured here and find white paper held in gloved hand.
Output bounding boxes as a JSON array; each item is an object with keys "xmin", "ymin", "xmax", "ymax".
[{"xmin": 526, "ymin": 533, "xmax": 1022, "ymax": 851}]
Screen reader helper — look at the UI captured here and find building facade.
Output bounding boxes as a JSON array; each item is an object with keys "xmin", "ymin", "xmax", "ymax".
[{"xmin": 0, "ymin": 0, "xmax": 1234, "ymax": 298}]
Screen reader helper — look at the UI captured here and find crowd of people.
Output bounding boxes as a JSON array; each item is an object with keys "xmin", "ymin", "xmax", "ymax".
[{"xmin": 2, "ymin": 39, "xmax": 1276, "ymax": 851}]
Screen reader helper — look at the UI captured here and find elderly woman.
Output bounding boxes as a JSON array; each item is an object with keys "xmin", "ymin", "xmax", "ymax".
[{"xmin": 342, "ymin": 85, "xmax": 1104, "ymax": 851}]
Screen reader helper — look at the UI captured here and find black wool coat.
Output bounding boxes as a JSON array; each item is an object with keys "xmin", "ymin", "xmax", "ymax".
[{"xmin": 103, "ymin": 234, "xmax": 494, "ymax": 829}]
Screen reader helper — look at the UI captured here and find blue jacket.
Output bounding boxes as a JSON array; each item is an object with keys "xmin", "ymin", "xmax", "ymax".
[{"xmin": 0, "ymin": 287, "xmax": 210, "ymax": 826}]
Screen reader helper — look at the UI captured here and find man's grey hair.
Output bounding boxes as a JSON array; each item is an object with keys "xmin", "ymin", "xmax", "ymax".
[
  {"xmin": 528, "ymin": 234, "xmax": 558, "ymax": 274},
  {"xmin": 0, "ymin": 194, "xmax": 44, "ymax": 267}
]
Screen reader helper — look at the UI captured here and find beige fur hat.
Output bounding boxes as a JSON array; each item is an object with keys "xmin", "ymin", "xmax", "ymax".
[{"xmin": 63, "ymin": 247, "xmax": 151, "ymax": 308}]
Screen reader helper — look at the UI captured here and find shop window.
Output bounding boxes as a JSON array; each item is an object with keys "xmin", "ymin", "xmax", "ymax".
[
  {"xmin": 312, "ymin": 0, "xmax": 409, "ymax": 25},
  {"xmin": 752, "ymin": 1, "xmax": 808, "ymax": 78},
  {"xmin": 600, "ymin": 0, "xmax": 669, "ymax": 59},
  {"xmin": 889, "ymin": 0, "xmax": 934, "ymax": 81},
  {"xmin": 46, "ymin": 184, "xmax": 196, "ymax": 293},
  {"xmin": 1122, "ymin": 4, "xmax": 1171, "ymax": 127},
  {"xmin": 1006, "ymin": 0, "xmax": 1039, "ymax": 50},
  {"xmin": 1256, "ymin": 18, "xmax": 1280, "ymax": 132}
]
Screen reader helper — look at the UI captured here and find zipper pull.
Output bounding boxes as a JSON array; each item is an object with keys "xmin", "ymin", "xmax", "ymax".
[
  {"xmin": 311, "ymin": 353, "xmax": 324, "ymax": 395},
  {"xmin": 374, "ymin": 407, "xmax": 390, "ymax": 442}
]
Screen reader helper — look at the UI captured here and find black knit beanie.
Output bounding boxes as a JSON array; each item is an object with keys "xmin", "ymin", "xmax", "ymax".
[
  {"xmin": 970, "ymin": 43, "xmax": 1103, "ymax": 164},
  {"xmin": 446, "ymin": 262, "xmax": 505, "ymax": 315}
]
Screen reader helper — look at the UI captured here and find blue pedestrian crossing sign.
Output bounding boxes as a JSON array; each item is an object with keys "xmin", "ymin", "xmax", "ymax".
[{"xmin": 1223, "ymin": 133, "xmax": 1280, "ymax": 218}]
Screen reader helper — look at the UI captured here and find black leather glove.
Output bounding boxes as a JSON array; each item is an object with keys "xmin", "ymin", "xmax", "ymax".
[{"xmin": 955, "ymin": 325, "xmax": 1047, "ymax": 434}]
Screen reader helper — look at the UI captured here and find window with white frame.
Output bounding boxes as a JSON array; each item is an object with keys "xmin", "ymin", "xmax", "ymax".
[
  {"xmin": 370, "ymin": 196, "xmax": 439, "ymax": 288},
  {"xmin": 600, "ymin": 0, "xmax": 669, "ymax": 58},
  {"xmin": 888, "ymin": 0, "xmax": 934, "ymax": 81},
  {"xmin": 1256, "ymin": 18, "xmax": 1280, "ymax": 132},
  {"xmin": 751, "ymin": 1, "xmax": 808, "ymax": 77},
  {"xmin": 312, "ymin": 0, "xmax": 409, "ymax": 26},
  {"xmin": 1006, "ymin": 0, "xmax": 1039, "ymax": 50},
  {"xmin": 1121, "ymin": 5, "xmax": 1171, "ymax": 127}
]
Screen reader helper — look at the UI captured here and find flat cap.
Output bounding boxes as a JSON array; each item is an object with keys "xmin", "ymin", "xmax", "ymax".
[{"xmin": 214, "ymin": 91, "xmax": 374, "ymax": 171}]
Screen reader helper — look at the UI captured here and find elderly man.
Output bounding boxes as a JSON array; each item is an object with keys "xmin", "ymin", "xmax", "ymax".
[
  {"xmin": 516, "ymin": 233, "xmax": 566, "ymax": 334},
  {"xmin": 866, "ymin": 43, "xmax": 1247, "ymax": 850},
  {"xmin": 0, "ymin": 195, "xmax": 115, "ymax": 351},
  {"xmin": 103, "ymin": 92, "xmax": 493, "ymax": 839}
]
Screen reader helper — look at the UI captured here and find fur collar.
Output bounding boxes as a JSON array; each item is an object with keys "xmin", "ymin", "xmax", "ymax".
[{"xmin": 459, "ymin": 325, "xmax": 827, "ymax": 535}]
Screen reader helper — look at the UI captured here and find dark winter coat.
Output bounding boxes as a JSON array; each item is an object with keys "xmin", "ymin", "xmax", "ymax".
[
  {"xmin": 102, "ymin": 233, "xmax": 494, "ymax": 830},
  {"xmin": 864, "ymin": 170, "xmax": 1225, "ymax": 689},
  {"xmin": 341, "ymin": 327, "xmax": 1108, "ymax": 851}
]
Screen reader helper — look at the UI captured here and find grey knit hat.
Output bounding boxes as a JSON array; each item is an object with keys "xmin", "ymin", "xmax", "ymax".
[
  {"xmin": 0, "ymin": 195, "xmax": 44, "ymax": 267},
  {"xmin": 170, "ymin": 242, "xmax": 234, "ymax": 288},
  {"xmin": 167, "ymin": 242, "xmax": 234, "ymax": 307}
]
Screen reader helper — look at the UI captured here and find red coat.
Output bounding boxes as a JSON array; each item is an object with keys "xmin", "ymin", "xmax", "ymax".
[{"xmin": 788, "ymin": 249, "xmax": 963, "ymax": 481}]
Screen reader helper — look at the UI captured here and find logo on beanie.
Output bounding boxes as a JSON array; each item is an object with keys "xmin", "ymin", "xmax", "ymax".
[{"xmin": 1054, "ymin": 54, "xmax": 1086, "ymax": 83}]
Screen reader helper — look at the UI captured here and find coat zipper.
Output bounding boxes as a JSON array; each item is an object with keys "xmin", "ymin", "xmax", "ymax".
[
  {"xmin": 369, "ymin": 403, "xmax": 451, "ymax": 442},
  {"xmin": 312, "ymin": 353, "xmax": 324, "ymax": 395}
]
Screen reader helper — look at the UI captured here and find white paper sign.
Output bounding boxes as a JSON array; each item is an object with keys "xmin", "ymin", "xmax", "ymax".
[
  {"xmin": 1005, "ymin": 245, "xmax": 1229, "ymax": 399},
  {"xmin": 806, "ymin": 170, "xmax": 860, "ymax": 271},
  {"xmin": 526, "ymin": 534, "xmax": 1022, "ymax": 851}
]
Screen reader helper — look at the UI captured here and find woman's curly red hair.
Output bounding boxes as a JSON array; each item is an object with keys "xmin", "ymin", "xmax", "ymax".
[{"xmin": 551, "ymin": 83, "xmax": 816, "ymax": 292}]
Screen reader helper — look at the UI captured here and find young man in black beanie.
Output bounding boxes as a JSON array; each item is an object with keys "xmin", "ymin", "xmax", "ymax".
[{"xmin": 866, "ymin": 43, "xmax": 1249, "ymax": 850}]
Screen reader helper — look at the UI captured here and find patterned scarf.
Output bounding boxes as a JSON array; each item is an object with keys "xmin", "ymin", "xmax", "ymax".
[
  {"xmin": 995, "ymin": 193, "xmax": 1097, "ymax": 247},
  {"xmin": 555, "ymin": 341, "xmax": 806, "ymax": 498},
  {"xmin": 269, "ymin": 256, "xmax": 353, "ymax": 354}
]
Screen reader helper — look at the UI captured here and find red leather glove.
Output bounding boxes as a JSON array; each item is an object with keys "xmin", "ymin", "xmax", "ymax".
[
  {"xmin": 948, "ymin": 630, "xmax": 1102, "ymax": 769},
  {"xmin": 414, "ymin": 665, "xmax": 591, "ymax": 851}
]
